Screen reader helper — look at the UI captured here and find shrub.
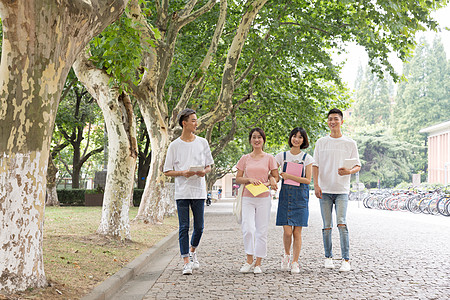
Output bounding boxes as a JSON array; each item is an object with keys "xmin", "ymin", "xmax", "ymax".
[
  {"xmin": 56, "ymin": 189, "xmax": 86, "ymax": 206},
  {"xmin": 56, "ymin": 188, "xmax": 145, "ymax": 206}
]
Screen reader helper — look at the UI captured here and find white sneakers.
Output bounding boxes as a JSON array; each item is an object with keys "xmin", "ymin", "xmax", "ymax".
[
  {"xmin": 281, "ymin": 254, "xmax": 290, "ymax": 271},
  {"xmin": 339, "ymin": 260, "xmax": 351, "ymax": 272},
  {"xmin": 239, "ymin": 261, "xmax": 263, "ymax": 273},
  {"xmin": 182, "ymin": 262, "xmax": 193, "ymax": 275},
  {"xmin": 324, "ymin": 257, "xmax": 335, "ymax": 269},
  {"xmin": 324, "ymin": 258, "xmax": 351, "ymax": 272},
  {"xmin": 182, "ymin": 252, "xmax": 199, "ymax": 275},
  {"xmin": 290, "ymin": 262, "xmax": 300, "ymax": 274},
  {"xmin": 189, "ymin": 252, "xmax": 200, "ymax": 270},
  {"xmin": 239, "ymin": 261, "xmax": 256, "ymax": 273}
]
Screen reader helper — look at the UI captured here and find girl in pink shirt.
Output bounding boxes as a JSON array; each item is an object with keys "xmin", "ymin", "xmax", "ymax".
[{"xmin": 235, "ymin": 128, "xmax": 279, "ymax": 274}]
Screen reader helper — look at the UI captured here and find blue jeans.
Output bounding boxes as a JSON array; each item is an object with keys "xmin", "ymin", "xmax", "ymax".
[
  {"xmin": 319, "ymin": 193, "xmax": 349, "ymax": 260},
  {"xmin": 176, "ymin": 199, "xmax": 205, "ymax": 258}
]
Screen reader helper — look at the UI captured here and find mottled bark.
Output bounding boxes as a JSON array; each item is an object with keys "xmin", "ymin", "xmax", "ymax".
[
  {"xmin": 0, "ymin": 0, "xmax": 128, "ymax": 293},
  {"xmin": 73, "ymin": 48, "xmax": 137, "ymax": 240}
]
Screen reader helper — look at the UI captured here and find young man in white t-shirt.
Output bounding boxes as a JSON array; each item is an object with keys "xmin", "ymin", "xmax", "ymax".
[
  {"xmin": 164, "ymin": 108, "xmax": 214, "ymax": 275},
  {"xmin": 312, "ymin": 108, "xmax": 361, "ymax": 272}
]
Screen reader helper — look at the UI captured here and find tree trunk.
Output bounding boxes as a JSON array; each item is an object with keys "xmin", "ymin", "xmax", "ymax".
[
  {"xmin": 72, "ymin": 157, "xmax": 81, "ymax": 189},
  {"xmin": 137, "ymin": 150, "xmax": 151, "ymax": 189},
  {"xmin": 135, "ymin": 105, "xmax": 174, "ymax": 223},
  {"xmin": 0, "ymin": 0, "xmax": 128, "ymax": 293},
  {"xmin": 74, "ymin": 49, "xmax": 137, "ymax": 240},
  {"xmin": 46, "ymin": 155, "xmax": 60, "ymax": 206}
]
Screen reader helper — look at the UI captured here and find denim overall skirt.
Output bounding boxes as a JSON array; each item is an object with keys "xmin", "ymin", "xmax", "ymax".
[{"xmin": 276, "ymin": 152, "xmax": 309, "ymax": 227}]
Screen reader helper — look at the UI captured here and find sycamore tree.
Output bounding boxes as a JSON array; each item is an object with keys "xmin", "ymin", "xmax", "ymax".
[
  {"xmin": 73, "ymin": 16, "xmax": 143, "ymax": 239},
  {"xmin": 0, "ymin": 0, "xmax": 128, "ymax": 293}
]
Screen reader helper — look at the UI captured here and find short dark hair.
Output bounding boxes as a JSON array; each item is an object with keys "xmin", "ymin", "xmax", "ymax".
[
  {"xmin": 327, "ymin": 108, "xmax": 343, "ymax": 119},
  {"xmin": 288, "ymin": 127, "xmax": 309, "ymax": 149},
  {"xmin": 248, "ymin": 127, "xmax": 266, "ymax": 149},
  {"xmin": 178, "ymin": 108, "xmax": 196, "ymax": 128}
]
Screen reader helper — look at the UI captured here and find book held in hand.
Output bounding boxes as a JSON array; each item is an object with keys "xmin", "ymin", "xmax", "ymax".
[
  {"xmin": 189, "ymin": 165, "xmax": 204, "ymax": 172},
  {"xmin": 283, "ymin": 162, "xmax": 303, "ymax": 186},
  {"xmin": 341, "ymin": 158, "xmax": 359, "ymax": 170},
  {"xmin": 245, "ymin": 183, "xmax": 269, "ymax": 196}
]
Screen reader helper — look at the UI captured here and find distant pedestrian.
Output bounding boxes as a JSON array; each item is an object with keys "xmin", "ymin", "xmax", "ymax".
[
  {"xmin": 235, "ymin": 128, "xmax": 279, "ymax": 274},
  {"xmin": 313, "ymin": 108, "xmax": 361, "ymax": 272},
  {"xmin": 218, "ymin": 188, "xmax": 222, "ymax": 199},
  {"xmin": 163, "ymin": 108, "xmax": 214, "ymax": 275},
  {"xmin": 274, "ymin": 127, "xmax": 314, "ymax": 274}
]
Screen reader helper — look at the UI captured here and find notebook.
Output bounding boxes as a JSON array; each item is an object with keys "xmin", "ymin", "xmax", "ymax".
[
  {"xmin": 245, "ymin": 183, "xmax": 269, "ymax": 196},
  {"xmin": 342, "ymin": 158, "xmax": 359, "ymax": 169},
  {"xmin": 284, "ymin": 162, "xmax": 303, "ymax": 186},
  {"xmin": 189, "ymin": 165, "xmax": 204, "ymax": 172}
]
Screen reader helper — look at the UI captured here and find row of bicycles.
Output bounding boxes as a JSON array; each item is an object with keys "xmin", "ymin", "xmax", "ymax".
[{"xmin": 358, "ymin": 188, "xmax": 450, "ymax": 216}]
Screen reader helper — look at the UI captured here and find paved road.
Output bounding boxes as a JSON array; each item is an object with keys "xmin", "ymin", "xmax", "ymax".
[{"xmin": 114, "ymin": 196, "xmax": 450, "ymax": 300}]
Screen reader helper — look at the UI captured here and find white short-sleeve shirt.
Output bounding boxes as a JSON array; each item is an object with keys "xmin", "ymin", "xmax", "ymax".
[
  {"xmin": 313, "ymin": 135, "xmax": 361, "ymax": 194},
  {"xmin": 164, "ymin": 136, "xmax": 214, "ymax": 200}
]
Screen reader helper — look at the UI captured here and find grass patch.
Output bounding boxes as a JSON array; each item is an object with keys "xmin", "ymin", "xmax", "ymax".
[{"xmin": 3, "ymin": 207, "xmax": 177, "ymax": 300}]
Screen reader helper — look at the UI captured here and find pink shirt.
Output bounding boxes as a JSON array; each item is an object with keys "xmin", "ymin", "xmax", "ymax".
[{"xmin": 236, "ymin": 153, "xmax": 278, "ymax": 198}]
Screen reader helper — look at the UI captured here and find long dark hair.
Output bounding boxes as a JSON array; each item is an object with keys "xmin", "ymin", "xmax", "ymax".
[
  {"xmin": 288, "ymin": 127, "xmax": 309, "ymax": 149},
  {"xmin": 248, "ymin": 127, "xmax": 266, "ymax": 150}
]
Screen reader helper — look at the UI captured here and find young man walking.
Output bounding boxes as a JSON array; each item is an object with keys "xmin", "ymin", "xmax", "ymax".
[
  {"xmin": 164, "ymin": 108, "xmax": 214, "ymax": 275},
  {"xmin": 313, "ymin": 108, "xmax": 361, "ymax": 272}
]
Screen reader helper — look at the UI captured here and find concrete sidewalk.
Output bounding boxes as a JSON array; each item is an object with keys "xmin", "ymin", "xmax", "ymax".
[{"xmin": 85, "ymin": 196, "xmax": 450, "ymax": 299}]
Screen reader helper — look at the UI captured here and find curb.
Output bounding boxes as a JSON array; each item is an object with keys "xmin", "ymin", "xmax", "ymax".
[{"xmin": 81, "ymin": 229, "xmax": 178, "ymax": 300}]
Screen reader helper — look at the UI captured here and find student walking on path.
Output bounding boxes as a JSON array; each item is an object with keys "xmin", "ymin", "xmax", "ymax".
[
  {"xmin": 313, "ymin": 108, "xmax": 361, "ymax": 272},
  {"xmin": 163, "ymin": 108, "xmax": 214, "ymax": 275},
  {"xmin": 274, "ymin": 127, "xmax": 314, "ymax": 274},
  {"xmin": 235, "ymin": 128, "xmax": 279, "ymax": 274}
]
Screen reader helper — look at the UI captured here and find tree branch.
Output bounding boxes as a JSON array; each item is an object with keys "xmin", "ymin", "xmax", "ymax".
[
  {"xmin": 170, "ymin": 0, "xmax": 227, "ymax": 129},
  {"xmin": 79, "ymin": 146, "xmax": 104, "ymax": 167},
  {"xmin": 60, "ymin": 77, "xmax": 78, "ymax": 104},
  {"xmin": 179, "ymin": 0, "xmax": 198, "ymax": 17},
  {"xmin": 51, "ymin": 141, "xmax": 70, "ymax": 159},
  {"xmin": 58, "ymin": 157, "xmax": 73, "ymax": 177},
  {"xmin": 197, "ymin": 0, "xmax": 268, "ymax": 132},
  {"xmin": 179, "ymin": 0, "xmax": 217, "ymax": 28}
]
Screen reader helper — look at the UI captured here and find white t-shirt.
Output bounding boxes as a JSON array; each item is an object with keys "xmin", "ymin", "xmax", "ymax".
[
  {"xmin": 275, "ymin": 150, "xmax": 314, "ymax": 172},
  {"xmin": 163, "ymin": 136, "xmax": 214, "ymax": 200},
  {"xmin": 313, "ymin": 135, "xmax": 361, "ymax": 194}
]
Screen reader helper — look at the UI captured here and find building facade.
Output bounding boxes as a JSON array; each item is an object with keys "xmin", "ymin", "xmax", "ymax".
[{"xmin": 420, "ymin": 120, "xmax": 450, "ymax": 185}]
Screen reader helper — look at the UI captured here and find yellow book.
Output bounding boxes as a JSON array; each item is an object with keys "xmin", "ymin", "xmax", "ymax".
[{"xmin": 245, "ymin": 183, "xmax": 269, "ymax": 196}]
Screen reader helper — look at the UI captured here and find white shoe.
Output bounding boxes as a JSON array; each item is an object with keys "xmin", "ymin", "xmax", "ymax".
[
  {"xmin": 182, "ymin": 262, "xmax": 193, "ymax": 275},
  {"xmin": 253, "ymin": 266, "xmax": 262, "ymax": 274},
  {"xmin": 189, "ymin": 252, "xmax": 199, "ymax": 269},
  {"xmin": 239, "ymin": 262, "xmax": 255, "ymax": 273},
  {"xmin": 324, "ymin": 257, "xmax": 335, "ymax": 269},
  {"xmin": 281, "ymin": 254, "xmax": 290, "ymax": 271},
  {"xmin": 290, "ymin": 262, "xmax": 300, "ymax": 274},
  {"xmin": 339, "ymin": 260, "xmax": 351, "ymax": 272}
]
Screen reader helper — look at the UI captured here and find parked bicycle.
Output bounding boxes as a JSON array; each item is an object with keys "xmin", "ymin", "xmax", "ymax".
[{"xmin": 362, "ymin": 187, "xmax": 450, "ymax": 217}]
